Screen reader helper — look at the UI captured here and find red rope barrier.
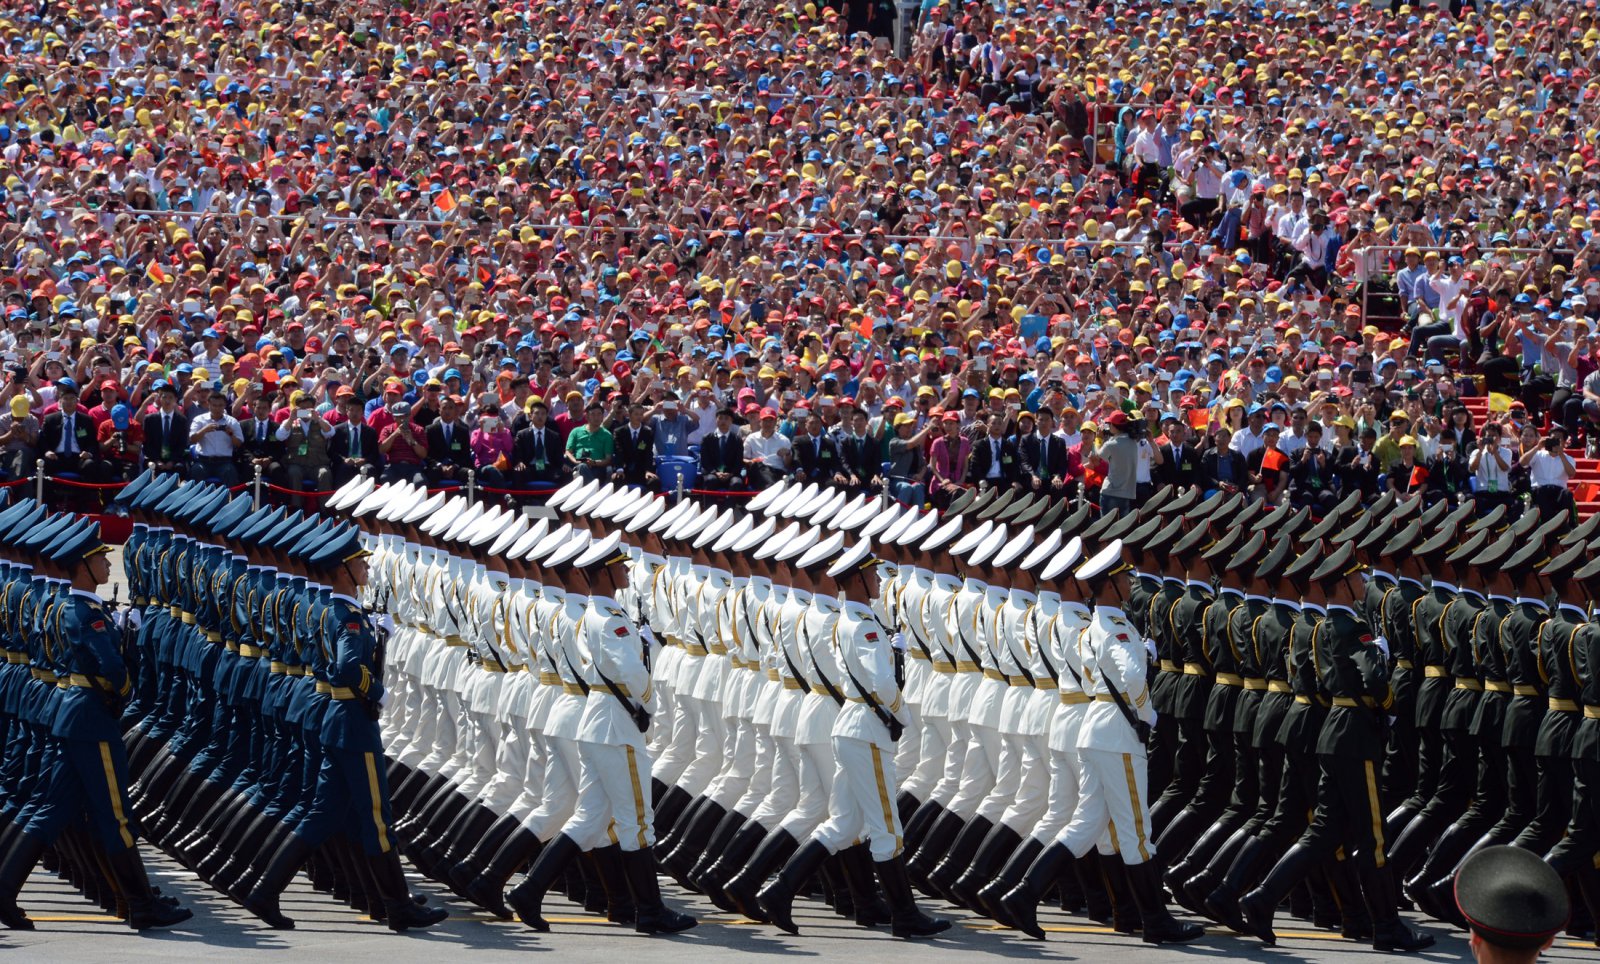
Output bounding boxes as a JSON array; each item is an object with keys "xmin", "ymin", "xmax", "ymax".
[
  {"xmin": 0, "ymin": 477, "xmax": 30, "ymax": 488},
  {"xmin": 44, "ymin": 477, "xmax": 132, "ymax": 490},
  {"xmin": 476, "ymin": 484, "xmax": 560, "ymax": 496}
]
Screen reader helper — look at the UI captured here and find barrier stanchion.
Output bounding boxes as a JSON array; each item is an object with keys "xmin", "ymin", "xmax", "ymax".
[
  {"xmin": 34, "ymin": 459, "xmax": 44, "ymax": 504},
  {"xmin": 252, "ymin": 464, "xmax": 264, "ymax": 510},
  {"xmin": 467, "ymin": 468, "xmax": 477, "ymax": 504}
]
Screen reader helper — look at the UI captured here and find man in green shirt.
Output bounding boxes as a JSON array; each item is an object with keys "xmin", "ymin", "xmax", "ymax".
[
  {"xmin": 565, "ymin": 401, "xmax": 615, "ymax": 482},
  {"xmin": 1370, "ymin": 411, "xmax": 1410, "ymax": 475}
]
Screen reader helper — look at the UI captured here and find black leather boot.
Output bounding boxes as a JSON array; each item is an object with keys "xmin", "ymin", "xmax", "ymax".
[
  {"xmin": 950, "ymin": 822, "xmax": 1022, "ymax": 911},
  {"xmin": 506, "ymin": 833, "xmax": 580, "ymax": 931},
  {"xmin": 876, "ymin": 853, "xmax": 952, "ymax": 939},
  {"xmin": 926, "ymin": 815, "xmax": 991, "ymax": 903},
  {"xmin": 104, "ymin": 847, "xmax": 194, "ymax": 930},
  {"xmin": 695, "ymin": 820, "xmax": 766, "ymax": 908},
  {"xmin": 369, "ymin": 852, "xmax": 448, "ymax": 932},
  {"xmin": 425, "ymin": 802, "xmax": 499, "ymax": 881},
  {"xmin": 976, "ymin": 834, "xmax": 1043, "ymax": 925},
  {"xmin": 758, "ymin": 839, "xmax": 831, "ymax": 935},
  {"xmin": 840, "ymin": 844, "xmax": 891, "ymax": 927},
  {"xmin": 588, "ymin": 845, "xmax": 636, "ymax": 925},
  {"xmin": 444, "ymin": 812, "xmax": 522, "ymax": 898},
  {"xmin": 622, "ymin": 848, "xmax": 697, "ymax": 934},
  {"xmin": 1203, "ymin": 834, "xmax": 1270, "ymax": 932},
  {"xmin": 906, "ymin": 809, "xmax": 964, "ymax": 892},
  {"xmin": 1103, "ymin": 853, "xmax": 1143, "ymax": 933},
  {"xmin": 1123, "ymin": 861, "xmax": 1205, "ymax": 944},
  {"xmin": 660, "ymin": 800, "xmax": 725, "ymax": 886},
  {"xmin": 724, "ymin": 829, "xmax": 798, "ymax": 922},
  {"xmin": 0, "ymin": 830, "xmax": 46, "ymax": 930},
  {"xmin": 997, "ymin": 842, "xmax": 1076, "ymax": 939},
  {"xmin": 457, "ymin": 827, "xmax": 542, "ymax": 918},
  {"xmin": 901, "ymin": 799, "xmax": 943, "ymax": 853},
  {"xmin": 1329, "ymin": 858, "xmax": 1374, "ymax": 941},
  {"xmin": 206, "ymin": 809, "xmax": 278, "ymax": 890},
  {"xmin": 1079, "ymin": 850, "xmax": 1114, "ymax": 924},
  {"xmin": 238, "ymin": 832, "xmax": 310, "ymax": 929},
  {"xmin": 1237, "ymin": 841, "xmax": 1319, "ymax": 946},
  {"xmin": 896, "ymin": 791, "xmax": 919, "ymax": 830},
  {"xmin": 652, "ymin": 785, "xmax": 693, "ymax": 840},
  {"xmin": 1359, "ymin": 862, "xmax": 1435, "ymax": 953},
  {"xmin": 686, "ymin": 809, "xmax": 747, "ymax": 888}
]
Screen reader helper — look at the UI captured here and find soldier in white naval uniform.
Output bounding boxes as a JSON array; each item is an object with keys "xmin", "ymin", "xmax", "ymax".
[
  {"xmin": 753, "ymin": 536, "xmax": 952, "ymax": 940},
  {"xmin": 996, "ymin": 539, "xmax": 1206, "ymax": 946},
  {"xmin": 506, "ymin": 531, "xmax": 697, "ymax": 936}
]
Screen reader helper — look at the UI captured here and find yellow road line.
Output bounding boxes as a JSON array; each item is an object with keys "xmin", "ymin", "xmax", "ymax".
[
  {"xmin": 30, "ymin": 914, "xmax": 123, "ymax": 923},
  {"xmin": 964, "ymin": 920, "xmax": 1355, "ymax": 941}
]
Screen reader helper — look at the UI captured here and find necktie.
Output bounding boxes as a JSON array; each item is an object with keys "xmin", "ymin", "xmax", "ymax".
[
  {"xmin": 163, "ymin": 413, "xmax": 171, "ymax": 441},
  {"xmin": 63, "ymin": 415, "xmax": 76, "ymax": 454},
  {"xmin": 444, "ymin": 424, "xmax": 452, "ymax": 448},
  {"xmin": 349, "ymin": 423, "xmax": 357, "ymax": 451},
  {"xmin": 257, "ymin": 419, "xmax": 266, "ymax": 441}
]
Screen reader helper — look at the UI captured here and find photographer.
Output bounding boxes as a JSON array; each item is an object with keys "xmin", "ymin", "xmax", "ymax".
[
  {"xmin": 275, "ymin": 392, "xmax": 335, "ymax": 505},
  {"xmin": 378, "ymin": 400, "xmax": 428, "ymax": 484},
  {"xmin": 1469, "ymin": 421, "xmax": 1517, "ymax": 519},
  {"xmin": 1519, "ymin": 428, "xmax": 1576, "ymax": 522},
  {"xmin": 1090, "ymin": 410, "xmax": 1142, "ymax": 517},
  {"xmin": 188, "ymin": 390, "xmax": 244, "ymax": 486}
]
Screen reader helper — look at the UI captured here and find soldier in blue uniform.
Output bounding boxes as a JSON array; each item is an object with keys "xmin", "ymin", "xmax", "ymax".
[
  {"xmin": 237, "ymin": 523, "xmax": 448, "ymax": 932},
  {"xmin": 0, "ymin": 515, "xmax": 192, "ymax": 930}
]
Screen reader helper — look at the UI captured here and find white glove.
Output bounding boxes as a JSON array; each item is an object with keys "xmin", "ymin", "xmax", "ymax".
[
  {"xmin": 378, "ymin": 691, "xmax": 391, "ymax": 707},
  {"xmin": 1149, "ymin": 710, "xmax": 1159, "ymax": 726},
  {"xmin": 1370, "ymin": 635, "xmax": 1390, "ymax": 658},
  {"xmin": 1145, "ymin": 638, "xmax": 1158, "ymax": 662},
  {"xmin": 892, "ymin": 632, "xmax": 907, "ymax": 652}
]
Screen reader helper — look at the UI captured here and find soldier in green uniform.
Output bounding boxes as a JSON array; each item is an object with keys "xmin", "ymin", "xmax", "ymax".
[
  {"xmin": 1543, "ymin": 549, "xmax": 1600, "ymax": 943},
  {"xmin": 1384, "ymin": 521, "xmax": 1461, "ymax": 879},
  {"xmin": 1231, "ymin": 541, "xmax": 1434, "ymax": 953}
]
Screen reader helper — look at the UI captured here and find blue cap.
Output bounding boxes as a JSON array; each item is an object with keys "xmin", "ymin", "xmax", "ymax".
[
  {"xmin": 0, "ymin": 502, "xmax": 45, "ymax": 543},
  {"xmin": 235, "ymin": 506, "xmax": 286, "ymax": 544},
  {"xmin": 50, "ymin": 519, "xmax": 108, "ymax": 567},
  {"xmin": 112, "ymin": 468, "xmax": 156, "ymax": 506},
  {"xmin": 307, "ymin": 524, "xmax": 368, "ymax": 572}
]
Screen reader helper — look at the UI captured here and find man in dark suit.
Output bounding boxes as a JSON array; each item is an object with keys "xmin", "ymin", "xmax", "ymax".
[
  {"xmin": 698, "ymin": 408, "xmax": 747, "ymax": 492},
  {"xmin": 792, "ymin": 412, "xmax": 844, "ymax": 487},
  {"xmin": 39, "ymin": 381, "xmax": 107, "ymax": 485},
  {"xmin": 966, "ymin": 416, "xmax": 1022, "ymax": 490},
  {"xmin": 328, "ymin": 389, "xmax": 382, "ymax": 486},
  {"xmin": 833, "ymin": 409, "xmax": 881, "ymax": 492},
  {"xmin": 511, "ymin": 398, "xmax": 567, "ymax": 490},
  {"xmin": 1201, "ymin": 426, "xmax": 1250, "ymax": 495},
  {"xmin": 1018, "ymin": 407, "xmax": 1071, "ymax": 496},
  {"xmin": 238, "ymin": 393, "xmax": 285, "ymax": 483},
  {"xmin": 424, "ymin": 395, "xmax": 474, "ymax": 485},
  {"xmin": 142, "ymin": 380, "xmax": 190, "ymax": 476},
  {"xmin": 1157, "ymin": 418, "xmax": 1203, "ymax": 490},
  {"xmin": 610, "ymin": 402, "xmax": 657, "ymax": 488}
]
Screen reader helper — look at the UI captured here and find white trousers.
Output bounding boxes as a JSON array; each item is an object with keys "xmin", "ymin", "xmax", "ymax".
[
  {"xmin": 704, "ymin": 717, "xmax": 758, "ymax": 809},
  {"xmin": 996, "ymin": 735, "xmax": 1051, "ymax": 829},
  {"xmin": 749, "ymin": 734, "xmax": 801, "ymax": 831},
  {"xmin": 565, "ymin": 740, "xmax": 656, "ymax": 853},
  {"xmin": 902, "ymin": 715, "xmax": 950, "ymax": 802},
  {"xmin": 813, "ymin": 736, "xmax": 905, "ymax": 861},
  {"xmin": 778, "ymin": 738, "xmax": 837, "ymax": 840},
  {"xmin": 1056, "ymin": 748, "xmax": 1154, "ymax": 865},
  {"xmin": 521, "ymin": 734, "xmax": 581, "ymax": 841},
  {"xmin": 945, "ymin": 722, "xmax": 1001, "ymax": 818}
]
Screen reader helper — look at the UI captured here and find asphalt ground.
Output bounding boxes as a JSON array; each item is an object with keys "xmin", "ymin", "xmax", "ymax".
[{"xmin": 11, "ymin": 849, "xmax": 1600, "ymax": 963}]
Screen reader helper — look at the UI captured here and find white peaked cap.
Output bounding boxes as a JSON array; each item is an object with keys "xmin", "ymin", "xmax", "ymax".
[
  {"xmin": 1073, "ymin": 539, "xmax": 1123, "ymax": 581},
  {"xmin": 795, "ymin": 529, "xmax": 846, "ymax": 570},
  {"xmin": 746, "ymin": 478, "xmax": 789, "ymax": 512},
  {"xmin": 488, "ymin": 514, "xmax": 531, "ymax": 556},
  {"xmin": 1020, "ymin": 529, "xmax": 1064, "ymax": 570},
  {"xmin": 733, "ymin": 515, "xmax": 776, "ymax": 553}
]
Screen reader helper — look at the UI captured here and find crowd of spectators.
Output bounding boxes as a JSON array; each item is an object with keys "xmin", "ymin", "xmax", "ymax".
[{"xmin": 1, "ymin": 0, "xmax": 1597, "ymax": 523}]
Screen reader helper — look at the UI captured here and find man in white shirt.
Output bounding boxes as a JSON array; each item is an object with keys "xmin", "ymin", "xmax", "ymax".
[
  {"xmin": 743, "ymin": 408, "xmax": 792, "ymax": 490},
  {"xmin": 188, "ymin": 389, "xmax": 244, "ymax": 485},
  {"xmin": 1520, "ymin": 430, "xmax": 1577, "ymax": 521},
  {"xmin": 1229, "ymin": 407, "xmax": 1269, "ymax": 461}
]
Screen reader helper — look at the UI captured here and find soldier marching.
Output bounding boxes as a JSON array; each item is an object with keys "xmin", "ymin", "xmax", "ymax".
[{"xmin": 0, "ymin": 469, "xmax": 1595, "ymax": 955}]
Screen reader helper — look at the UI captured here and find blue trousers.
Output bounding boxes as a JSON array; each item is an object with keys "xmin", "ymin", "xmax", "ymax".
[
  {"xmin": 25, "ymin": 735, "xmax": 138, "ymax": 852},
  {"xmin": 294, "ymin": 744, "xmax": 394, "ymax": 856}
]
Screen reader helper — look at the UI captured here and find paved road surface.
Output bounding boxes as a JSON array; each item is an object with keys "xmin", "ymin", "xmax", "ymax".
[{"xmin": 10, "ymin": 852, "xmax": 1600, "ymax": 963}]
